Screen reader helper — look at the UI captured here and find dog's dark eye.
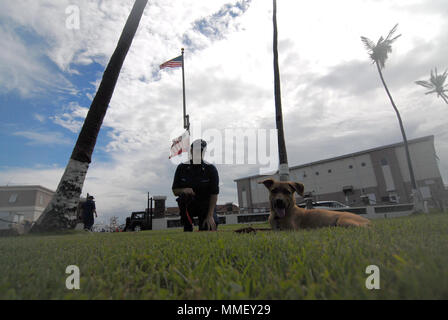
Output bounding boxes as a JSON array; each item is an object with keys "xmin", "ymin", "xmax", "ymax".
[
  {"xmin": 282, "ymin": 189, "xmax": 291, "ymax": 195},
  {"xmin": 271, "ymin": 188, "xmax": 279, "ymax": 194}
]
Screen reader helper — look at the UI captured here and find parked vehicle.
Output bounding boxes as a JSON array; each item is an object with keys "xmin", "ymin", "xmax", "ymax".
[
  {"xmin": 124, "ymin": 209, "xmax": 153, "ymax": 232},
  {"xmin": 297, "ymin": 200, "xmax": 350, "ymax": 210}
]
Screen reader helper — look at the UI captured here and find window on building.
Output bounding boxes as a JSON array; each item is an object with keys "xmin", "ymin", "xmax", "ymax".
[
  {"xmin": 361, "ymin": 162, "xmax": 366, "ymax": 167},
  {"xmin": 315, "ymin": 172, "xmax": 319, "ymax": 176},
  {"xmin": 13, "ymin": 214, "xmax": 24, "ymax": 223},
  {"xmin": 303, "ymin": 172, "xmax": 307, "ymax": 178},
  {"xmin": 241, "ymin": 190, "xmax": 247, "ymax": 208},
  {"xmin": 349, "ymin": 165, "xmax": 353, "ymax": 169},
  {"xmin": 389, "ymin": 193, "xmax": 398, "ymax": 203},
  {"xmin": 9, "ymin": 194, "xmax": 18, "ymax": 203}
]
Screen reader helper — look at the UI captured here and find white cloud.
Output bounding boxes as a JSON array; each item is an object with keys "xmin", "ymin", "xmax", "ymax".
[
  {"xmin": 13, "ymin": 131, "xmax": 72, "ymax": 146},
  {"xmin": 52, "ymin": 102, "xmax": 88, "ymax": 133},
  {"xmin": 34, "ymin": 114, "xmax": 46, "ymax": 123},
  {"xmin": 0, "ymin": 25, "xmax": 77, "ymax": 97}
]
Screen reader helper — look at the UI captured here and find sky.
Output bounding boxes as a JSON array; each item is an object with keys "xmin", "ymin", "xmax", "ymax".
[{"xmin": 1, "ymin": 0, "xmax": 447, "ymax": 224}]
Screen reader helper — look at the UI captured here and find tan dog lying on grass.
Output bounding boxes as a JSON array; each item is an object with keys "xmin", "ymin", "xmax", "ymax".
[{"xmin": 259, "ymin": 178, "xmax": 370, "ymax": 230}]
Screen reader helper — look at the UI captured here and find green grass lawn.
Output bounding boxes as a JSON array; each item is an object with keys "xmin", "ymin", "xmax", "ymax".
[{"xmin": 1, "ymin": 213, "xmax": 448, "ymax": 300}]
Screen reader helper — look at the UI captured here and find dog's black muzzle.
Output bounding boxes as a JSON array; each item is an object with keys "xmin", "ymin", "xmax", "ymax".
[
  {"xmin": 272, "ymin": 199, "xmax": 287, "ymax": 218},
  {"xmin": 273, "ymin": 199, "xmax": 286, "ymax": 209}
]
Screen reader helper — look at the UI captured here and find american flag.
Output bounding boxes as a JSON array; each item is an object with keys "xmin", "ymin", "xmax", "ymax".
[
  {"xmin": 160, "ymin": 55, "xmax": 183, "ymax": 69},
  {"xmin": 169, "ymin": 131, "xmax": 190, "ymax": 159}
]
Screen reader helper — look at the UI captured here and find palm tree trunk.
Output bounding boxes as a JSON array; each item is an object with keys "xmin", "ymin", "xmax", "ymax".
[
  {"xmin": 375, "ymin": 62, "xmax": 419, "ymax": 200},
  {"xmin": 31, "ymin": 0, "xmax": 148, "ymax": 233},
  {"xmin": 273, "ymin": 0, "xmax": 289, "ymax": 181}
]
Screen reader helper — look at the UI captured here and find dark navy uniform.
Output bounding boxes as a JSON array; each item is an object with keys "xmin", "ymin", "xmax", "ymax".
[
  {"xmin": 82, "ymin": 199, "xmax": 96, "ymax": 231},
  {"xmin": 172, "ymin": 160, "xmax": 220, "ymax": 231}
]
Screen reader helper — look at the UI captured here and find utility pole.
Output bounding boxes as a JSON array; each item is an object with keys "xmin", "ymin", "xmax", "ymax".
[{"xmin": 147, "ymin": 192, "xmax": 153, "ymax": 230}]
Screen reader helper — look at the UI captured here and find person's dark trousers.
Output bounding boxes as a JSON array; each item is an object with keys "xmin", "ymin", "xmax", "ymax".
[
  {"xmin": 177, "ymin": 195, "xmax": 194, "ymax": 232},
  {"xmin": 177, "ymin": 195, "xmax": 219, "ymax": 232},
  {"xmin": 83, "ymin": 216, "xmax": 94, "ymax": 231},
  {"xmin": 84, "ymin": 221, "xmax": 94, "ymax": 231}
]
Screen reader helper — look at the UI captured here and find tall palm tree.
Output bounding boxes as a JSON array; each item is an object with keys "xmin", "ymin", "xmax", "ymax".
[
  {"xmin": 273, "ymin": 0, "xmax": 289, "ymax": 181},
  {"xmin": 361, "ymin": 24, "xmax": 419, "ymax": 203},
  {"xmin": 31, "ymin": 0, "xmax": 148, "ymax": 232},
  {"xmin": 415, "ymin": 67, "xmax": 448, "ymax": 104}
]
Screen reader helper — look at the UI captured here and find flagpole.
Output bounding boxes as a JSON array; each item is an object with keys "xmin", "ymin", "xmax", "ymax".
[{"xmin": 181, "ymin": 48, "xmax": 190, "ymax": 134}]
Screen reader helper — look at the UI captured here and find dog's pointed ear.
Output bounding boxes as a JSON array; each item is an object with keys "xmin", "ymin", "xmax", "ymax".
[
  {"xmin": 288, "ymin": 182, "xmax": 304, "ymax": 196},
  {"xmin": 258, "ymin": 178, "xmax": 275, "ymax": 189}
]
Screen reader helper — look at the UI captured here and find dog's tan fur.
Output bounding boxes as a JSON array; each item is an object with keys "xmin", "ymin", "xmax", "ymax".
[{"xmin": 259, "ymin": 178, "xmax": 370, "ymax": 230}]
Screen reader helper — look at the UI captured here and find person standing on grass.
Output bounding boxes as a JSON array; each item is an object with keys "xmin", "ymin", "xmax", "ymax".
[
  {"xmin": 82, "ymin": 195, "xmax": 98, "ymax": 231},
  {"xmin": 172, "ymin": 139, "xmax": 220, "ymax": 232}
]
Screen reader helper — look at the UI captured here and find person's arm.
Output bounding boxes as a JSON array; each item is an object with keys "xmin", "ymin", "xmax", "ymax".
[
  {"xmin": 173, "ymin": 188, "xmax": 195, "ymax": 197},
  {"xmin": 205, "ymin": 194, "xmax": 218, "ymax": 229},
  {"xmin": 172, "ymin": 164, "xmax": 195, "ymax": 197}
]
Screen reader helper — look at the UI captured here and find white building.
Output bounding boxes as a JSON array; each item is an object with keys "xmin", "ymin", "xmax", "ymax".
[
  {"xmin": 235, "ymin": 136, "xmax": 447, "ymax": 211},
  {"xmin": 0, "ymin": 185, "xmax": 54, "ymax": 230}
]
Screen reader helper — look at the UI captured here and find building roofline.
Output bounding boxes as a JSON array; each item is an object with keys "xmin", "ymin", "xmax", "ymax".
[
  {"xmin": 234, "ymin": 135, "xmax": 435, "ymax": 182},
  {"xmin": 0, "ymin": 185, "xmax": 55, "ymax": 194}
]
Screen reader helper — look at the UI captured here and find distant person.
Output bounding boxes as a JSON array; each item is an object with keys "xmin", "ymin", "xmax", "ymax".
[
  {"xmin": 172, "ymin": 139, "xmax": 220, "ymax": 232},
  {"xmin": 82, "ymin": 195, "xmax": 98, "ymax": 231},
  {"xmin": 305, "ymin": 198, "xmax": 314, "ymax": 209}
]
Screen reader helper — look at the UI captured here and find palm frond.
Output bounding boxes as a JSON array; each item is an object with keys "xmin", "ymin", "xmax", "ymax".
[
  {"xmin": 442, "ymin": 69, "xmax": 448, "ymax": 78},
  {"xmin": 361, "ymin": 24, "xmax": 400, "ymax": 70},
  {"xmin": 362, "ymin": 24, "xmax": 401, "ymax": 69},
  {"xmin": 441, "ymin": 94, "xmax": 448, "ymax": 104},
  {"xmin": 415, "ymin": 80, "xmax": 434, "ymax": 89},
  {"xmin": 376, "ymin": 36, "xmax": 384, "ymax": 47},
  {"xmin": 430, "ymin": 68, "xmax": 447, "ymax": 88},
  {"xmin": 385, "ymin": 24, "xmax": 399, "ymax": 41},
  {"xmin": 417, "ymin": 67, "xmax": 448, "ymax": 104},
  {"xmin": 390, "ymin": 34, "xmax": 402, "ymax": 43},
  {"xmin": 441, "ymin": 69, "xmax": 448, "ymax": 82},
  {"xmin": 384, "ymin": 24, "xmax": 401, "ymax": 45},
  {"xmin": 430, "ymin": 68, "xmax": 436, "ymax": 82},
  {"xmin": 360, "ymin": 36, "xmax": 375, "ymax": 51}
]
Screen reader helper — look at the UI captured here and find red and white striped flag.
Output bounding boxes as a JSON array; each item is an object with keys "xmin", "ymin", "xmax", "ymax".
[
  {"xmin": 169, "ymin": 131, "xmax": 190, "ymax": 159},
  {"xmin": 160, "ymin": 55, "xmax": 183, "ymax": 70}
]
